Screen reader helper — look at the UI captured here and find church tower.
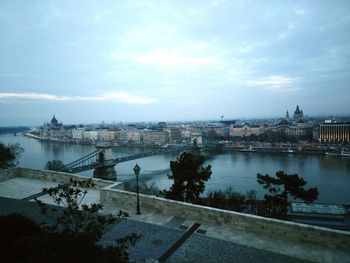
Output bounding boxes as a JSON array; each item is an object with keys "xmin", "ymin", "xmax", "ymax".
[{"xmin": 293, "ymin": 106, "xmax": 304, "ymax": 122}]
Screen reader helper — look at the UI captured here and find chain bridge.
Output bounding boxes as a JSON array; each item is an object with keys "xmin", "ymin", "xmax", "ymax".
[{"xmin": 59, "ymin": 144, "xmax": 191, "ymax": 181}]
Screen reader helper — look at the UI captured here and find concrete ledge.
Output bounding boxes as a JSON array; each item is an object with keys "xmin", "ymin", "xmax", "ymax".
[
  {"xmin": 0, "ymin": 167, "xmax": 115, "ymax": 189},
  {"xmin": 0, "ymin": 167, "xmax": 19, "ymax": 181},
  {"xmin": 100, "ymin": 185, "xmax": 350, "ymax": 251}
]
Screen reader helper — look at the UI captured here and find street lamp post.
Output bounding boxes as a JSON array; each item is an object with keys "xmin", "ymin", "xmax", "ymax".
[{"xmin": 133, "ymin": 164, "xmax": 141, "ymax": 215}]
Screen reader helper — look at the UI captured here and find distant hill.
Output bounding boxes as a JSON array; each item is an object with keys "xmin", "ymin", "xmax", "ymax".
[{"xmin": 0, "ymin": 126, "xmax": 30, "ymax": 134}]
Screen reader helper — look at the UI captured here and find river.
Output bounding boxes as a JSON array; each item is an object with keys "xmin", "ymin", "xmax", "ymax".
[{"xmin": 1, "ymin": 134, "xmax": 349, "ymax": 204}]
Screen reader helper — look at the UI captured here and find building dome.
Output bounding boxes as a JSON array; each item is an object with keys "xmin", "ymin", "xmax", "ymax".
[
  {"xmin": 50, "ymin": 115, "xmax": 58, "ymax": 126},
  {"xmin": 293, "ymin": 106, "xmax": 304, "ymax": 122}
]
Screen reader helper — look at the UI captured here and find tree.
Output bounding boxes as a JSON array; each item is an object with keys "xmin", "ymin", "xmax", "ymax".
[
  {"xmin": 163, "ymin": 152, "xmax": 212, "ymax": 203},
  {"xmin": 257, "ymin": 171, "xmax": 319, "ymax": 219},
  {"xmin": 45, "ymin": 160, "xmax": 65, "ymax": 171},
  {"xmin": 0, "ymin": 142, "xmax": 23, "ymax": 169},
  {"xmin": 205, "ymin": 187, "xmax": 247, "ymax": 212},
  {"xmin": 124, "ymin": 181, "xmax": 160, "ymax": 196},
  {"xmin": 245, "ymin": 190, "xmax": 258, "ymax": 215},
  {"xmin": 225, "ymin": 187, "xmax": 246, "ymax": 212},
  {"xmin": 35, "ymin": 178, "xmax": 139, "ymax": 261}
]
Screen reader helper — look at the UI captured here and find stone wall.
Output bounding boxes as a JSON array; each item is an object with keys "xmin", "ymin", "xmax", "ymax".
[
  {"xmin": 0, "ymin": 167, "xmax": 19, "ymax": 182},
  {"xmin": 0, "ymin": 167, "xmax": 116, "ymax": 189},
  {"xmin": 101, "ymin": 184, "xmax": 350, "ymax": 251}
]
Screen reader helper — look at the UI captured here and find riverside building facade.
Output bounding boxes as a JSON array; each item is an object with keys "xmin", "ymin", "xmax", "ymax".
[{"xmin": 319, "ymin": 122, "xmax": 350, "ymax": 143}]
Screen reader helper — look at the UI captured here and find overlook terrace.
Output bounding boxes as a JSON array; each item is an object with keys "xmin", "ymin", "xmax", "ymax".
[{"xmin": 0, "ymin": 167, "xmax": 349, "ymax": 262}]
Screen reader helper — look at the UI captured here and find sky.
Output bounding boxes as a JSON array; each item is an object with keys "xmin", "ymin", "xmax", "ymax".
[{"xmin": 0, "ymin": 0, "xmax": 350, "ymax": 126}]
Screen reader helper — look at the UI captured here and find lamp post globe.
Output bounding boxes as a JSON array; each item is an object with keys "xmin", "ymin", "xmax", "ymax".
[
  {"xmin": 133, "ymin": 164, "xmax": 141, "ymax": 215},
  {"xmin": 133, "ymin": 164, "xmax": 140, "ymax": 176}
]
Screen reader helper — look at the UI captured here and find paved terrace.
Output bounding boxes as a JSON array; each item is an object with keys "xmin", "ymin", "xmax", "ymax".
[{"xmin": 0, "ymin": 168, "xmax": 349, "ymax": 263}]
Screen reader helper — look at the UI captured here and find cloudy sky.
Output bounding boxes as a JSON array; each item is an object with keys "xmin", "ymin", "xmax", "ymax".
[{"xmin": 1, "ymin": 0, "xmax": 349, "ymax": 125}]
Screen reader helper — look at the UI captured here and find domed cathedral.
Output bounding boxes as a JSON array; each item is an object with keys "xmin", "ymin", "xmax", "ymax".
[
  {"xmin": 39, "ymin": 114, "xmax": 64, "ymax": 139},
  {"xmin": 278, "ymin": 106, "xmax": 312, "ymax": 140},
  {"xmin": 50, "ymin": 114, "xmax": 59, "ymax": 126},
  {"xmin": 49, "ymin": 114, "xmax": 63, "ymax": 129},
  {"xmin": 293, "ymin": 105, "xmax": 304, "ymax": 123}
]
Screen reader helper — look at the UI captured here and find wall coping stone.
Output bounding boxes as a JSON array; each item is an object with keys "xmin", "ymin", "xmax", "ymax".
[
  {"xmin": 100, "ymin": 186, "xmax": 350, "ymax": 251},
  {"xmin": 0, "ymin": 167, "xmax": 19, "ymax": 181},
  {"xmin": 0, "ymin": 167, "xmax": 115, "ymax": 189}
]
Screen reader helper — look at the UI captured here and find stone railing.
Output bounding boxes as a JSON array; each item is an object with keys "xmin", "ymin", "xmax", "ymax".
[
  {"xmin": 0, "ymin": 167, "xmax": 116, "ymax": 189},
  {"xmin": 101, "ymin": 183, "xmax": 350, "ymax": 251},
  {"xmin": 0, "ymin": 167, "xmax": 19, "ymax": 181}
]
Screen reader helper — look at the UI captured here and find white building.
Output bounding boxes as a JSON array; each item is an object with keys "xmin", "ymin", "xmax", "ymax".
[
  {"xmin": 83, "ymin": 130, "xmax": 98, "ymax": 141},
  {"xmin": 72, "ymin": 128, "xmax": 84, "ymax": 140},
  {"xmin": 165, "ymin": 127, "xmax": 182, "ymax": 142},
  {"xmin": 229, "ymin": 125, "xmax": 264, "ymax": 137},
  {"xmin": 105, "ymin": 131, "xmax": 117, "ymax": 141},
  {"xmin": 143, "ymin": 130, "xmax": 169, "ymax": 145},
  {"xmin": 127, "ymin": 130, "xmax": 142, "ymax": 143},
  {"xmin": 96, "ymin": 129, "xmax": 108, "ymax": 141},
  {"xmin": 116, "ymin": 130, "xmax": 128, "ymax": 142}
]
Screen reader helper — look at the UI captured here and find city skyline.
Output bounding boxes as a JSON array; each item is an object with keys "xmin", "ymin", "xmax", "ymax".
[
  {"xmin": 1, "ymin": 1, "xmax": 350, "ymax": 126},
  {"xmin": 4, "ymin": 106, "xmax": 349, "ymax": 128}
]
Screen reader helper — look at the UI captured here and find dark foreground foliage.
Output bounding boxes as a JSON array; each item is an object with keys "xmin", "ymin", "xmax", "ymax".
[
  {"xmin": 124, "ymin": 181, "xmax": 161, "ymax": 196},
  {"xmin": 0, "ymin": 178, "xmax": 140, "ymax": 263},
  {"xmin": 0, "ymin": 142, "xmax": 23, "ymax": 169},
  {"xmin": 257, "ymin": 170, "xmax": 319, "ymax": 219},
  {"xmin": 44, "ymin": 159, "xmax": 65, "ymax": 171},
  {"xmin": 0, "ymin": 214, "xmax": 137, "ymax": 263}
]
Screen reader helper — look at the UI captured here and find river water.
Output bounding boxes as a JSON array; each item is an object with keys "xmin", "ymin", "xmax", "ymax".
[{"xmin": 1, "ymin": 134, "xmax": 349, "ymax": 204}]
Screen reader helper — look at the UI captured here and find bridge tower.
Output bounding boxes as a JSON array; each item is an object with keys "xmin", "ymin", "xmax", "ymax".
[{"xmin": 93, "ymin": 143, "xmax": 117, "ymax": 181}]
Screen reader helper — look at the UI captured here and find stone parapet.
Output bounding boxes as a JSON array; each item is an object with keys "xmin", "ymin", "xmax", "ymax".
[
  {"xmin": 0, "ymin": 167, "xmax": 117, "ymax": 189},
  {"xmin": 100, "ymin": 184, "xmax": 350, "ymax": 251},
  {"xmin": 0, "ymin": 167, "xmax": 19, "ymax": 181}
]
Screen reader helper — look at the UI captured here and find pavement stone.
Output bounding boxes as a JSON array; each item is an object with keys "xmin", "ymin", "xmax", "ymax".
[
  {"xmin": 164, "ymin": 216, "xmax": 186, "ymax": 228},
  {"xmin": 100, "ymin": 219, "xmax": 184, "ymax": 262},
  {"xmin": 166, "ymin": 233, "xmax": 309, "ymax": 263},
  {"xmin": 0, "ymin": 177, "xmax": 58, "ymax": 199},
  {"xmin": 0, "ymin": 197, "xmax": 63, "ymax": 225}
]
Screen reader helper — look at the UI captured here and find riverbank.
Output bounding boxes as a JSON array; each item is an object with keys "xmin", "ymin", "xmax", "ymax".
[
  {"xmin": 199, "ymin": 144, "xmax": 345, "ymax": 157},
  {"xmin": 24, "ymin": 132, "xmax": 345, "ymax": 156},
  {"xmin": 24, "ymin": 133, "xmax": 96, "ymax": 145},
  {"xmin": 0, "ymin": 126, "xmax": 30, "ymax": 135},
  {"xmin": 24, "ymin": 133, "xmax": 171, "ymax": 148}
]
